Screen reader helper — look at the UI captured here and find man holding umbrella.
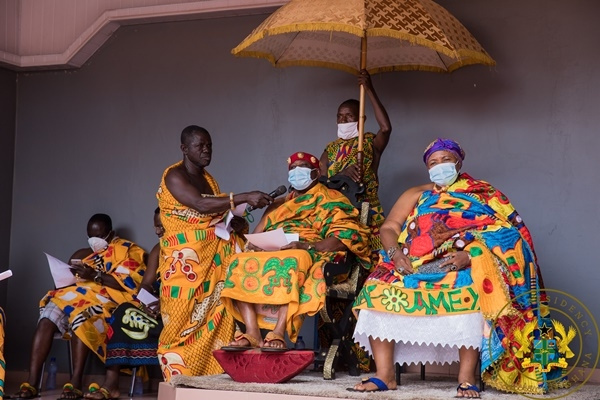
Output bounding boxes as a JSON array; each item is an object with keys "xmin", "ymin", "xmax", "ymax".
[{"xmin": 319, "ymin": 69, "xmax": 391, "ymax": 255}]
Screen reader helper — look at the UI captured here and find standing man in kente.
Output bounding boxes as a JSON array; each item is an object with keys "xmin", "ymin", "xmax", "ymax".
[
  {"xmin": 320, "ymin": 70, "xmax": 392, "ymax": 256},
  {"xmin": 156, "ymin": 125, "xmax": 272, "ymax": 380}
]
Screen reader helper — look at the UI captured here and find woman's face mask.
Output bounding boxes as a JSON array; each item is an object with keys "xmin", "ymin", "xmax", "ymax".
[
  {"xmin": 337, "ymin": 122, "xmax": 359, "ymax": 140},
  {"xmin": 428, "ymin": 162, "xmax": 459, "ymax": 187},
  {"xmin": 88, "ymin": 232, "xmax": 111, "ymax": 253},
  {"xmin": 288, "ymin": 167, "xmax": 316, "ymax": 191}
]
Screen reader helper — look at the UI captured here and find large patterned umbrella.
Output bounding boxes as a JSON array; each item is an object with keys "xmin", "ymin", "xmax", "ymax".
[{"xmin": 232, "ymin": 0, "xmax": 495, "ymax": 177}]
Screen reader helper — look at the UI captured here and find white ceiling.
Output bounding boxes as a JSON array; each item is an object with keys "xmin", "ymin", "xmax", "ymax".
[{"xmin": 0, "ymin": 0, "xmax": 286, "ymax": 70}]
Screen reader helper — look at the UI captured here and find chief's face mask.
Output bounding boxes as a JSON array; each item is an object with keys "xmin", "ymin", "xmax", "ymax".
[
  {"xmin": 88, "ymin": 232, "xmax": 110, "ymax": 253},
  {"xmin": 288, "ymin": 167, "xmax": 316, "ymax": 191},
  {"xmin": 337, "ymin": 122, "xmax": 359, "ymax": 140},
  {"xmin": 428, "ymin": 162, "xmax": 459, "ymax": 187}
]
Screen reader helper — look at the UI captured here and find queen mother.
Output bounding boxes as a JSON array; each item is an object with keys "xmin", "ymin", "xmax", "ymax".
[{"xmin": 350, "ymin": 138, "xmax": 572, "ymax": 397}]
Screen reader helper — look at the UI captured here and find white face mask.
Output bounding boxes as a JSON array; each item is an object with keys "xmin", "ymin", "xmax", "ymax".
[
  {"xmin": 88, "ymin": 233, "xmax": 110, "ymax": 253},
  {"xmin": 337, "ymin": 122, "xmax": 359, "ymax": 140},
  {"xmin": 288, "ymin": 167, "xmax": 316, "ymax": 191},
  {"xmin": 428, "ymin": 162, "xmax": 459, "ymax": 187}
]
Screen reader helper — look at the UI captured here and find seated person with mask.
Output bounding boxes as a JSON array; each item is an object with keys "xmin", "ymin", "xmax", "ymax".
[
  {"xmin": 15, "ymin": 214, "xmax": 146, "ymax": 400},
  {"xmin": 220, "ymin": 152, "xmax": 371, "ymax": 351},
  {"xmin": 84, "ymin": 208, "xmax": 164, "ymax": 400},
  {"xmin": 350, "ymin": 139, "xmax": 569, "ymax": 397}
]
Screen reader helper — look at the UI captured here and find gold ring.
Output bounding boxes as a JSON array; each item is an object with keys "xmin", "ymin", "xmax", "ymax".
[{"xmin": 75, "ymin": 273, "xmax": 80, "ymax": 279}]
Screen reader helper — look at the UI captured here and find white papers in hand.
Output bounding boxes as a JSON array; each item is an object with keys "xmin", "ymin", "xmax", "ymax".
[
  {"xmin": 215, "ymin": 203, "xmax": 249, "ymax": 240},
  {"xmin": 244, "ymin": 228, "xmax": 297, "ymax": 251},
  {"xmin": 44, "ymin": 253, "xmax": 77, "ymax": 288},
  {"xmin": 285, "ymin": 233, "xmax": 299, "ymax": 243},
  {"xmin": 137, "ymin": 287, "xmax": 159, "ymax": 306},
  {"xmin": 0, "ymin": 270, "xmax": 12, "ymax": 281}
]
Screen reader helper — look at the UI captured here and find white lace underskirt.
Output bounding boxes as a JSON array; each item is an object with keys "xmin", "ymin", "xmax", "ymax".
[{"xmin": 353, "ymin": 309, "xmax": 484, "ymax": 366}]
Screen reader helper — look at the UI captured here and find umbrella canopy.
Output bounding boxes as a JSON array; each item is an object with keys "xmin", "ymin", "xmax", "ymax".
[
  {"xmin": 232, "ymin": 0, "xmax": 495, "ymax": 74},
  {"xmin": 232, "ymin": 0, "xmax": 495, "ymax": 180}
]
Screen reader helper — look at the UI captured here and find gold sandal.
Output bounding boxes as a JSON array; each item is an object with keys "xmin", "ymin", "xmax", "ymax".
[
  {"xmin": 261, "ymin": 331, "xmax": 288, "ymax": 352},
  {"xmin": 221, "ymin": 331, "xmax": 261, "ymax": 351}
]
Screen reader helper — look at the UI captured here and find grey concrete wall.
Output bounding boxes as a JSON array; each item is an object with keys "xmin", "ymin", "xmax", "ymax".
[
  {"xmin": 7, "ymin": 0, "xmax": 599, "ymax": 372},
  {"xmin": 0, "ymin": 68, "xmax": 16, "ymax": 312}
]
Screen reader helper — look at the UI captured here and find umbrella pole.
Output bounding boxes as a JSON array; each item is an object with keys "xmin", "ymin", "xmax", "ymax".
[{"xmin": 357, "ymin": 36, "xmax": 367, "ymax": 182}]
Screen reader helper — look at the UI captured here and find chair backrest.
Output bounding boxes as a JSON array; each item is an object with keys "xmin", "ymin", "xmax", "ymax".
[
  {"xmin": 318, "ymin": 175, "xmax": 362, "ymax": 206},
  {"xmin": 319, "ymin": 177, "xmax": 370, "ymax": 292},
  {"xmin": 319, "ymin": 175, "xmax": 370, "ymax": 226}
]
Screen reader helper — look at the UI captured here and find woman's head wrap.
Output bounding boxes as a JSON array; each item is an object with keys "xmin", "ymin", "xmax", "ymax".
[
  {"xmin": 423, "ymin": 138, "xmax": 465, "ymax": 164},
  {"xmin": 287, "ymin": 152, "xmax": 320, "ymax": 170}
]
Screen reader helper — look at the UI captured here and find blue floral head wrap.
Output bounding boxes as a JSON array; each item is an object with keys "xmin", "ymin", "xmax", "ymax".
[{"xmin": 423, "ymin": 138, "xmax": 465, "ymax": 164}]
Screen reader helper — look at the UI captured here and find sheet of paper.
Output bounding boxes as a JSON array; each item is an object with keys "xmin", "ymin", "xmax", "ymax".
[
  {"xmin": 244, "ymin": 228, "xmax": 297, "ymax": 251},
  {"xmin": 137, "ymin": 287, "xmax": 159, "ymax": 306},
  {"xmin": 214, "ymin": 222, "xmax": 231, "ymax": 241},
  {"xmin": 232, "ymin": 202, "xmax": 248, "ymax": 217},
  {"xmin": 44, "ymin": 252, "xmax": 76, "ymax": 288},
  {"xmin": 285, "ymin": 233, "xmax": 299, "ymax": 243},
  {"xmin": 0, "ymin": 270, "xmax": 12, "ymax": 281},
  {"xmin": 215, "ymin": 203, "xmax": 249, "ymax": 240},
  {"xmin": 223, "ymin": 202, "xmax": 248, "ymax": 226}
]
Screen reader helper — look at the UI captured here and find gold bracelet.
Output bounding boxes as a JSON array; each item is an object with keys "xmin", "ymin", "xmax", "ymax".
[{"xmin": 229, "ymin": 192, "xmax": 235, "ymax": 211}]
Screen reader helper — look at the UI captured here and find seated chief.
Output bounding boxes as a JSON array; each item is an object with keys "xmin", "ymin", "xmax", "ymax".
[{"xmin": 220, "ymin": 152, "xmax": 371, "ymax": 351}]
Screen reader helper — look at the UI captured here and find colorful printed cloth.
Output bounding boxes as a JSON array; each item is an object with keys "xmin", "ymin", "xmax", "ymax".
[
  {"xmin": 105, "ymin": 302, "xmax": 163, "ymax": 367},
  {"xmin": 156, "ymin": 162, "xmax": 240, "ymax": 380},
  {"xmin": 221, "ymin": 182, "xmax": 371, "ymax": 342},
  {"xmin": 324, "ymin": 133, "xmax": 384, "ymax": 252},
  {"xmin": 353, "ymin": 173, "xmax": 570, "ymax": 394},
  {"xmin": 39, "ymin": 238, "xmax": 146, "ymax": 362}
]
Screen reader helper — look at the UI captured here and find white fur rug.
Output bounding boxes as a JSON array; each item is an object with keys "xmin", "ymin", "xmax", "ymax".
[{"xmin": 171, "ymin": 371, "xmax": 600, "ymax": 400}]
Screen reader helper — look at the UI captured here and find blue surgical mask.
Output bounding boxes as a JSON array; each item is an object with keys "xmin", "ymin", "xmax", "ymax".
[
  {"xmin": 288, "ymin": 167, "xmax": 315, "ymax": 191},
  {"xmin": 428, "ymin": 162, "xmax": 459, "ymax": 187}
]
